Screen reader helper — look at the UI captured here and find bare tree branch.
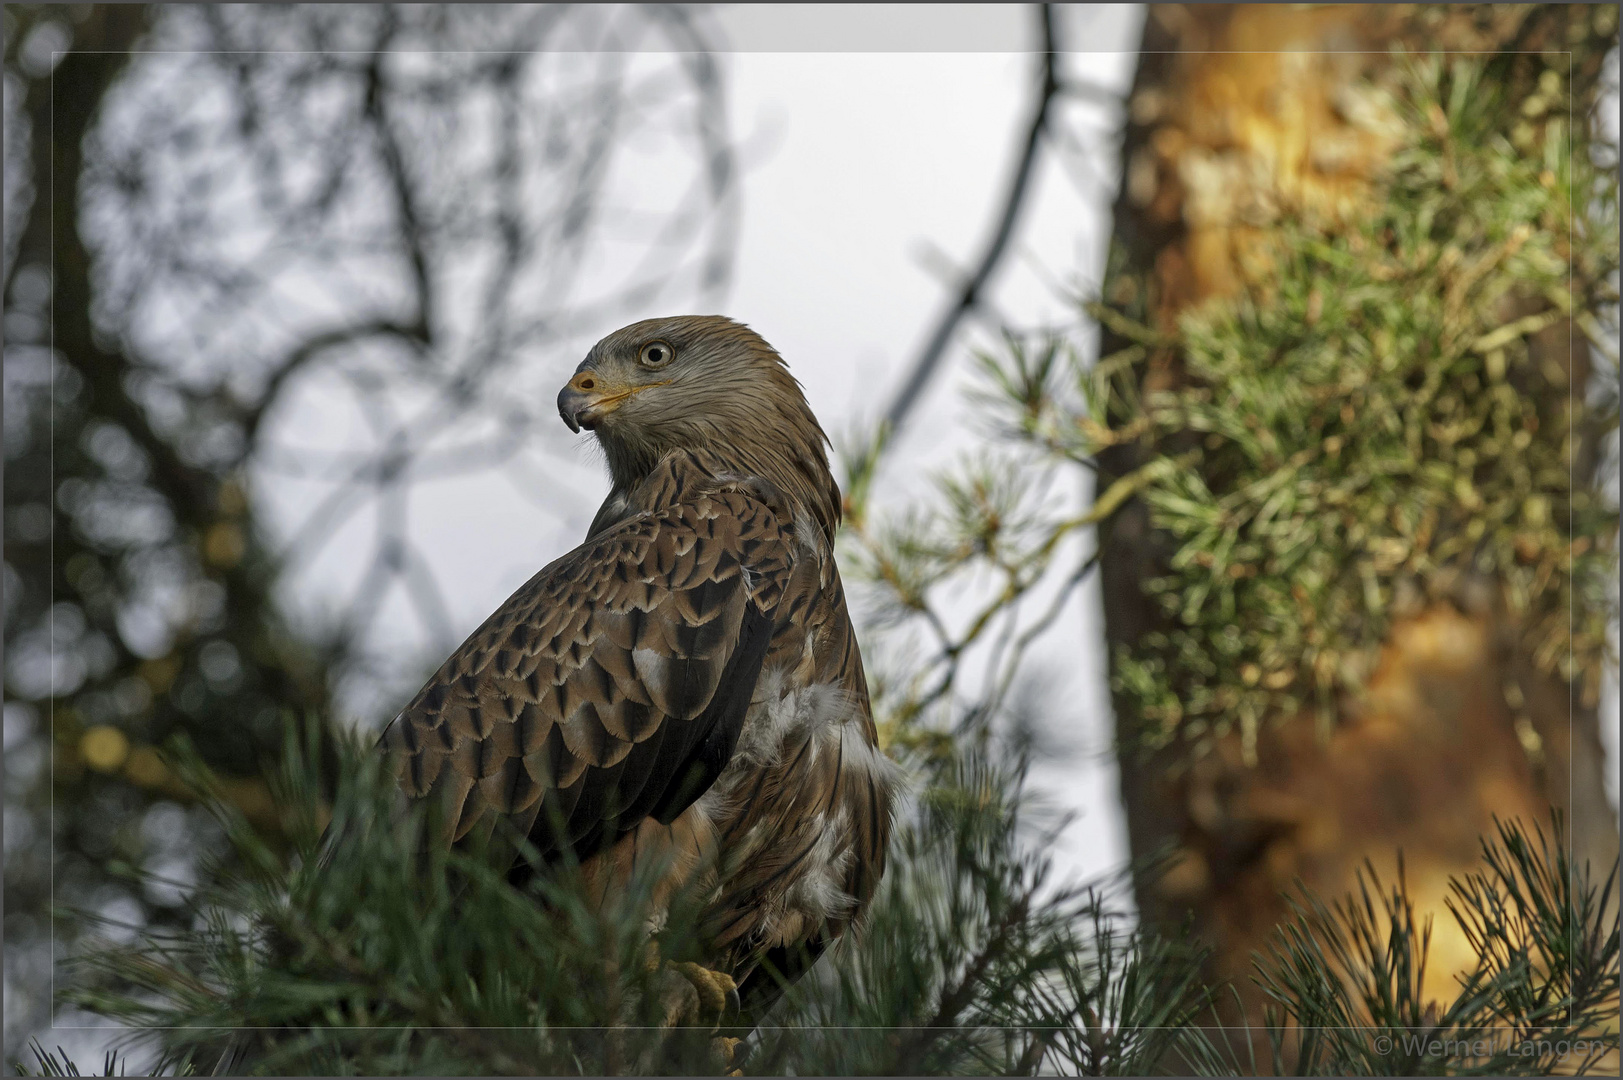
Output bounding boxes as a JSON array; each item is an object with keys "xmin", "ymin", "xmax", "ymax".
[{"xmin": 883, "ymin": 3, "xmax": 1061, "ymax": 434}]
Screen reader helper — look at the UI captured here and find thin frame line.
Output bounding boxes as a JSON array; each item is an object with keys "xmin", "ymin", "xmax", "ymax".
[{"xmin": 38, "ymin": 34, "xmax": 1619, "ymax": 1053}]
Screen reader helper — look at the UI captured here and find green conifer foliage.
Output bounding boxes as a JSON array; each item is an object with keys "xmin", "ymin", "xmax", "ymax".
[{"xmin": 1083, "ymin": 53, "xmax": 1618, "ymax": 759}]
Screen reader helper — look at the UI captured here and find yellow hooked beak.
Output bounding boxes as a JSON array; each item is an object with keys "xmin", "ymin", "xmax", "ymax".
[{"xmin": 557, "ymin": 370, "xmax": 642, "ymax": 433}]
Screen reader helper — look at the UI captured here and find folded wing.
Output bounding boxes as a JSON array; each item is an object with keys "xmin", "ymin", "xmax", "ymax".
[{"xmin": 382, "ymin": 488, "xmax": 795, "ymax": 863}]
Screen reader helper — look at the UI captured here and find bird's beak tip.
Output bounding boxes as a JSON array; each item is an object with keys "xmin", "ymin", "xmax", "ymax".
[{"xmin": 557, "ymin": 385, "xmax": 587, "ymax": 434}]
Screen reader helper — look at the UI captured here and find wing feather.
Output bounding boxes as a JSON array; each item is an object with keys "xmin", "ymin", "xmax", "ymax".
[{"xmin": 384, "ymin": 486, "xmax": 794, "ymax": 864}]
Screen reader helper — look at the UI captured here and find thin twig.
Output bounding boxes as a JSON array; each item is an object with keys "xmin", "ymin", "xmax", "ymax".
[{"xmin": 884, "ymin": 4, "xmax": 1062, "ymax": 433}]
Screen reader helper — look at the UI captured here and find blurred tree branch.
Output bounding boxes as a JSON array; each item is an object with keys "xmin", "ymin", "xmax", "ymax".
[
  {"xmin": 883, "ymin": 3, "xmax": 1067, "ymax": 434},
  {"xmin": 3, "ymin": 4, "xmax": 740, "ymax": 1062}
]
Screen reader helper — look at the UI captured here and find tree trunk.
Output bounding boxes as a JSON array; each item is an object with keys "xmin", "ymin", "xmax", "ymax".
[{"xmin": 1096, "ymin": 1, "xmax": 1619, "ymax": 1054}]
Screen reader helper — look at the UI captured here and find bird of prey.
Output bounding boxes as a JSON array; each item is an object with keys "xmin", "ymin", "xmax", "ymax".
[{"xmin": 381, "ymin": 315, "xmax": 899, "ymax": 1029}]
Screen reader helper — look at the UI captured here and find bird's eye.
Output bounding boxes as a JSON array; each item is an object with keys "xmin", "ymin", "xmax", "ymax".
[{"xmin": 638, "ymin": 341, "xmax": 675, "ymax": 369}]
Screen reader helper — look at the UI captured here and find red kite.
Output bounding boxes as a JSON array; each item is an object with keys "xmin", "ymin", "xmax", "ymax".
[{"xmin": 384, "ymin": 316, "xmax": 898, "ymax": 1030}]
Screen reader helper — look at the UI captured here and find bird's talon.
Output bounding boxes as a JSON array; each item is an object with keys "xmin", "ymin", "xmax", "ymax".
[
  {"xmin": 670, "ymin": 960, "xmax": 738, "ymax": 1025},
  {"xmin": 713, "ymin": 1035, "xmax": 744, "ymax": 1072}
]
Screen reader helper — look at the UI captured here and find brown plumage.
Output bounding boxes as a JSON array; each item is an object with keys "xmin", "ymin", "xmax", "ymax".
[{"xmin": 381, "ymin": 315, "xmax": 898, "ymax": 1026}]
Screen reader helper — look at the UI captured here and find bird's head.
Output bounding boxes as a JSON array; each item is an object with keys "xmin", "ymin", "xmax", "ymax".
[{"xmin": 558, "ymin": 315, "xmax": 842, "ymax": 536}]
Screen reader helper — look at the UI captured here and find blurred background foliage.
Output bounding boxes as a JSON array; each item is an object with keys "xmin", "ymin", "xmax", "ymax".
[
  {"xmin": 5, "ymin": 2, "xmax": 735, "ymax": 1060},
  {"xmin": 1099, "ymin": 42, "xmax": 1619, "ymax": 759},
  {"xmin": 1080, "ymin": 4, "xmax": 1619, "ymax": 1043},
  {"xmin": 4, "ymin": 2, "xmax": 1619, "ymax": 1075}
]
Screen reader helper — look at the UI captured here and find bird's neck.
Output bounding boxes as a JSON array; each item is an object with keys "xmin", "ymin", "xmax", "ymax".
[{"xmin": 592, "ymin": 440, "xmax": 840, "ymax": 544}]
